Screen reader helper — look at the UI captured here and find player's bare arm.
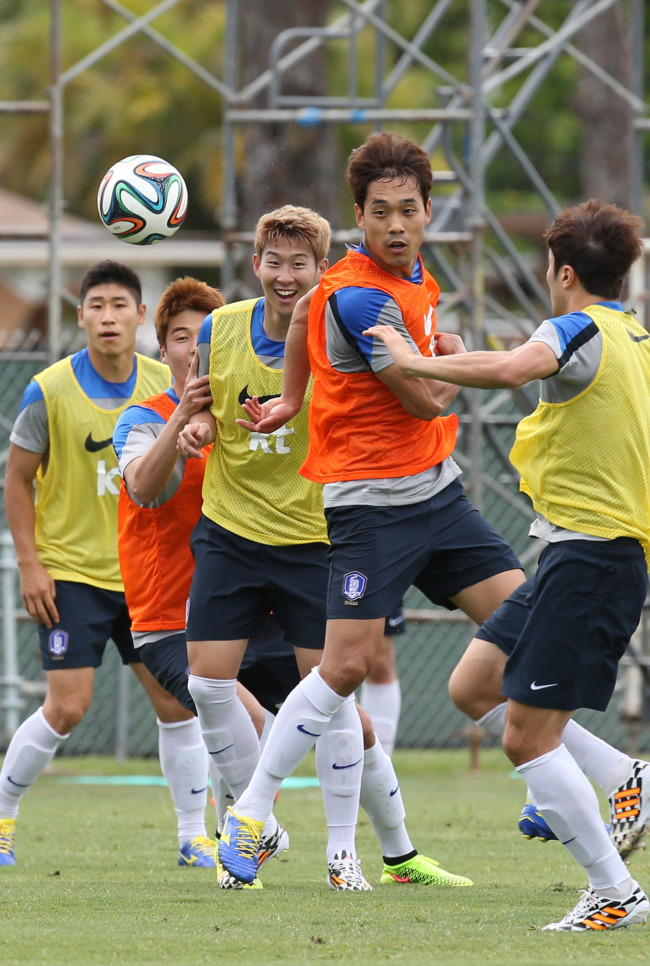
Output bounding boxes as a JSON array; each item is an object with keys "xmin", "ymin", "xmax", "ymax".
[
  {"xmin": 373, "ymin": 330, "xmax": 467, "ymax": 420},
  {"xmin": 4, "ymin": 444, "xmax": 59, "ymax": 627},
  {"xmin": 237, "ymin": 288, "xmax": 314, "ymax": 434},
  {"xmin": 124, "ymin": 351, "xmax": 212, "ymax": 503},
  {"xmin": 365, "ymin": 325, "xmax": 559, "ymax": 389}
]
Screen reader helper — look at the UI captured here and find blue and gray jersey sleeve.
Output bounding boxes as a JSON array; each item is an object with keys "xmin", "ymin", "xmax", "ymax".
[
  {"xmin": 113, "ymin": 404, "xmax": 186, "ymax": 508},
  {"xmin": 196, "ymin": 315, "xmax": 213, "ymax": 378},
  {"xmin": 10, "ymin": 381, "xmax": 48, "ymax": 453},
  {"xmin": 325, "ymin": 287, "xmax": 419, "ymax": 374},
  {"xmin": 527, "ymin": 311, "xmax": 602, "ymax": 402}
]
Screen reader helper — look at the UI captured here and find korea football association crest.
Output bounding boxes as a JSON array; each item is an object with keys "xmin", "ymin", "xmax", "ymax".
[
  {"xmin": 342, "ymin": 571, "xmax": 367, "ymax": 603},
  {"xmin": 48, "ymin": 629, "xmax": 69, "ymax": 659}
]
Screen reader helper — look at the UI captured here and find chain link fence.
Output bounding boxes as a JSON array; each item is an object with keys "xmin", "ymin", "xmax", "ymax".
[{"xmin": 1, "ymin": 330, "xmax": 649, "ymax": 759}]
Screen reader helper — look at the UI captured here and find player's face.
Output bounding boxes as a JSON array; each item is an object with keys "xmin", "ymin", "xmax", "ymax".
[
  {"xmin": 160, "ymin": 309, "xmax": 205, "ymax": 390},
  {"xmin": 355, "ymin": 176, "xmax": 431, "ymax": 278},
  {"xmin": 253, "ymin": 237, "xmax": 325, "ymax": 323},
  {"xmin": 78, "ymin": 283, "xmax": 145, "ymax": 359}
]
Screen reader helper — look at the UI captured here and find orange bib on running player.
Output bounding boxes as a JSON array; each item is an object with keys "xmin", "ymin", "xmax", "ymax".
[
  {"xmin": 117, "ymin": 391, "xmax": 209, "ymax": 631},
  {"xmin": 301, "ymin": 249, "xmax": 458, "ymax": 483}
]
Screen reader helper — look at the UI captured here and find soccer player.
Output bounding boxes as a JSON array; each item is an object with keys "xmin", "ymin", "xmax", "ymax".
[
  {"xmin": 179, "ymin": 205, "xmax": 470, "ymax": 890},
  {"xmin": 366, "ymin": 198, "xmax": 650, "ymax": 932},
  {"xmin": 0, "ymin": 261, "xmax": 212, "ymax": 869},
  {"xmin": 359, "ymin": 609, "xmax": 406, "ymax": 755},
  {"xmin": 114, "ymin": 275, "xmax": 292, "ymax": 887},
  {"xmin": 218, "ymin": 134, "xmax": 523, "ymax": 885}
]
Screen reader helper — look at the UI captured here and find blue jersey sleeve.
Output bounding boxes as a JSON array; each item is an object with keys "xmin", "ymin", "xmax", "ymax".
[
  {"xmin": 17, "ymin": 379, "xmax": 44, "ymax": 413},
  {"xmin": 113, "ymin": 403, "xmax": 166, "ymax": 460}
]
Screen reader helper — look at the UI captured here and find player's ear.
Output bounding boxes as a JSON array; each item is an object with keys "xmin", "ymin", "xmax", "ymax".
[
  {"xmin": 252, "ymin": 253, "xmax": 261, "ymax": 279},
  {"xmin": 137, "ymin": 303, "xmax": 147, "ymax": 327},
  {"xmin": 77, "ymin": 305, "xmax": 85, "ymax": 330}
]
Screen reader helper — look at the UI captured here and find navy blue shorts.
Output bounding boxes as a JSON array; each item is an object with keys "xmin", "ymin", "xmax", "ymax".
[
  {"xmin": 140, "ymin": 632, "xmax": 195, "ymax": 713},
  {"xmin": 39, "ymin": 581, "xmax": 140, "ymax": 671},
  {"xmin": 478, "ymin": 539, "xmax": 648, "ymax": 712},
  {"xmin": 186, "ymin": 515, "xmax": 328, "ymax": 649},
  {"xmin": 140, "ymin": 617, "xmax": 301, "ymax": 715},
  {"xmin": 384, "ymin": 604, "xmax": 406, "ymax": 636},
  {"xmin": 324, "ymin": 479, "xmax": 521, "ymax": 620}
]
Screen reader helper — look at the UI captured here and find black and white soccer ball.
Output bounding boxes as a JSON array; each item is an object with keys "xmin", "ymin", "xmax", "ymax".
[{"xmin": 97, "ymin": 154, "xmax": 188, "ymax": 245}]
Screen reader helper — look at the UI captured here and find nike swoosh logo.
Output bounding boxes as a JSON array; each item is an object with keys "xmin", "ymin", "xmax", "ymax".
[
  {"xmin": 530, "ymin": 682, "xmax": 557, "ymax": 690},
  {"xmin": 332, "ymin": 757, "xmax": 363, "ymax": 770},
  {"xmin": 191, "ymin": 786, "xmax": 208, "ymax": 795},
  {"xmin": 389, "ymin": 785, "xmax": 399, "ymax": 796},
  {"xmin": 209, "ymin": 743, "xmax": 235, "ymax": 755},
  {"xmin": 627, "ymin": 330, "xmax": 650, "ymax": 343},
  {"xmin": 7, "ymin": 776, "xmax": 30, "ymax": 788},
  {"xmin": 84, "ymin": 432, "xmax": 113, "ymax": 452},
  {"xmin": 238, "ymin": 385, "xmax": 282, "ymax": 407},
  {"xmin": 297, "ymin": 724, "xmax": 321, "ymax": 737},
  {"xmin": 220, "ymin": 832, "xmax": 231, "ymax": 846}
]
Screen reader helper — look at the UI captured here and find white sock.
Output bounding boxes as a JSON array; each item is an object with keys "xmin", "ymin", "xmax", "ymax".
[
  {"xmin": 260, "ymin": 709, "xmax": 276, "ymax": 749},
  {"xmin": 157, "ymin": 717, "xmax": 209, "ymax": 846},
  {"xmin": 476, "ymin": 703, "xmax": 629, "ymax": 796},
  {"xmin": 315, "ymin": 695, "xmax": 364, "ymax": 862},
  {"xmin": 214, "ymin": 777, "xmax": 233, "ymax": 836},
  {"xmin": 358, "ymin": 680, "xmax": 401, "ymax": 755},
  {"xmin": 236, "ymin": 667, "xmax": 347, "ymax": 822},
  {"xmin": 0, "ymin": 708, "xmax": 68, "ymax": 819},
  {"xmin": 359, "ymin": 736, "xmax": 413, "ymax": 860},
  {"xmin": 517, "ymin": 744, "xmax": 630, "ymax": 890},
  {"xmin": 187, "ymin": 675, "xmax": 260, "ymax": 801}
]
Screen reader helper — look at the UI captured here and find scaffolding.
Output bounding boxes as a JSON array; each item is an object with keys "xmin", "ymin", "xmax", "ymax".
[{"xmin": 1, "ymin": 0, "xmax": 650, "ymax": 748}]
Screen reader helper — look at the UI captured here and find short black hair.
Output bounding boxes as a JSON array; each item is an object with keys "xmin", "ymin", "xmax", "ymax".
[{"xmin": 79, "ymin": 260, "xmax": 142, "ymax": 305}]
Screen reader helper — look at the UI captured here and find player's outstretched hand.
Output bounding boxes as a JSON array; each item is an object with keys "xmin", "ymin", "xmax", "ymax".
[
  {"xmin": 236, "ymin": 396, "xmax": 297, "ymax": 434},
  {"xmin": 363, "ymin": 324, "xmax": 415, "ymax": 368},
  {"xmin": 177, "ymin": 421, "xmax": 213, "ymax": 458}
]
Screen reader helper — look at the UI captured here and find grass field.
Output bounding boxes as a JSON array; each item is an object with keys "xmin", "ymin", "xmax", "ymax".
[{"xmin": 1, "ymin": 748, "xmax": 648, "ymax": 965}]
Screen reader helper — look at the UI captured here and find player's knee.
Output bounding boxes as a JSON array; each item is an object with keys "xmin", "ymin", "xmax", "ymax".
[
  {"xmin": 42, "ymin": 697, "xmax": 88, "ymax": 734},
  {"xmin": 448, "ymin": 666, "xmax": 478, "ymax": 718},
  {"xmin": 501, "ymin": 723, "xmax": 530, "ymax": 766}
]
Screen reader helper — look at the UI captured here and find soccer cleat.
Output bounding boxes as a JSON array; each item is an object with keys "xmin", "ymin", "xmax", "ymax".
[
  {"xmin": 217, "ymin": 857, "xmax": 263, "ymax": 890},
  {"xmin": 178, "ymin": 835, "xmax": 217, "ymax": 868},
  {"xmin": 380, "ymin": 853, "xmax": 473, "ymax": 886},
  {"xmin": 518, "ymin": 803, "xmax": 557, "ymax": 842},
  {"xmin": 0, "ymin": 818, "xmax": 16, "ymax": 867},
  {"xmin": 542, "ymin": 882, "xmax": 649, "ymax": 931},
  {"xmin": 609, "ymin": 759, "xmax": 650, "ymax": 859},
  {"xmin": 518, "ymin": 803, "xmax": 610, "ymax": 844},
  {"xmin": 217, "ymin": 807, "xmax": 264, "ymax": 884},
  {"xmin": 258, "ymin": 822, "xmax": 290, "ymax": 869},
  {"xmin": 327, "ymin": 850, "xmax": 373, "ymax": 891}
]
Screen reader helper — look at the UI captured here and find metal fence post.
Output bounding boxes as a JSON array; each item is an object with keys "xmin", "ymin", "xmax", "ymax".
[{"xmin": 0, "ymin": 530, "xmax": 22, "ymax": 742}]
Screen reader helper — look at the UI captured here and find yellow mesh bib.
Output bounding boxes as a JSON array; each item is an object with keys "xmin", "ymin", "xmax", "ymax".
[
  {"xmin": 35, "ymin": 354, "xmax": 170, "ymax": 589},
  {"xmin": 202, "ymin": 299, "xmax": 327, "ymax": 545},
  {"xmin": 510, "ymin": 305, "xmax": 650, "ymax": 567}
]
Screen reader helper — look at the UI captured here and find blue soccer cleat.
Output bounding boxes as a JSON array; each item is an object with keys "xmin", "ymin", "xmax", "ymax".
[
  {"xmin": 519, "ymin": 802, "xmax": 610, "ymax": 843},
  {"xmin": 518, "ymin": 803, "xmax": 557, "ymax": 842},
  {"xmin": 218, "ymin": 807, "xmax": 264, "ymax": 884},
  {"xmin": 178, "ymin": 835, "xmax": 217, "ymax": 868},
  {"xmin": 0, "ymin": 818, "xmax": 16, "ymax": 867}
]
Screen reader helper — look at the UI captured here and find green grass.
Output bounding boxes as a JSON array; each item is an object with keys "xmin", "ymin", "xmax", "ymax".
[{"xmin": 1, "ymin": 749, "xmax": 648, "ymax": 965}]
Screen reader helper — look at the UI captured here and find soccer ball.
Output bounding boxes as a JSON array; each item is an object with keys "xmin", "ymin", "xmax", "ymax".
[{"xmin": 97, "ymin": 154, "xmax": 188, "ymax": 245}]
